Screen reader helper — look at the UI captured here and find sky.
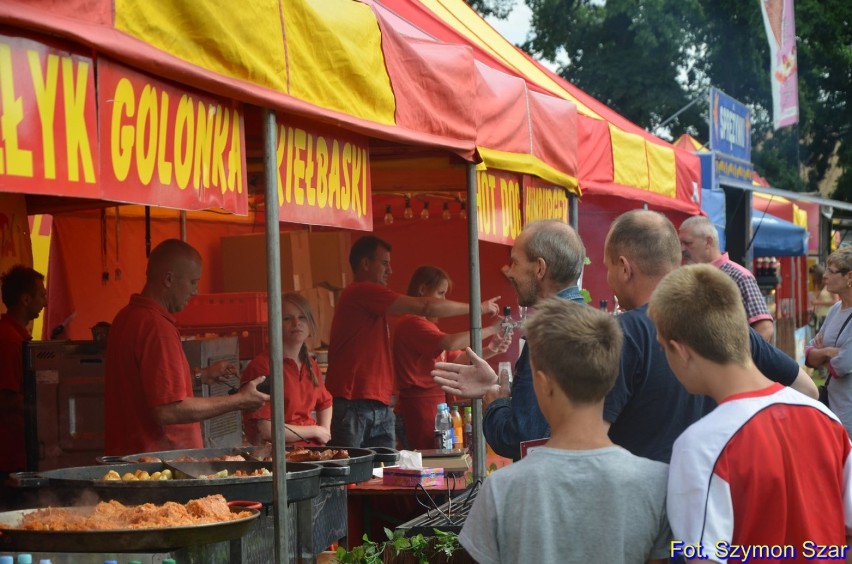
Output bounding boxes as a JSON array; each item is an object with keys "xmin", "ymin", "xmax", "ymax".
[
  {"xmin": 484, "ymin": 3, "xmax": 533, "ymax": 46},
  {"xmin": 484, "ymin": 4, "xmax": 564, "ymax": 71}
]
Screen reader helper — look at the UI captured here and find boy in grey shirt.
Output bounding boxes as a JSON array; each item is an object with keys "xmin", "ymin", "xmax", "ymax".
[{"xmin": 459, "ymin": 299, "xmax": 671, "ymax": 564}]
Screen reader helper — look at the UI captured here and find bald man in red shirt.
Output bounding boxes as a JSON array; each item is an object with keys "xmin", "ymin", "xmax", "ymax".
[{"xmin": 104, "ymin": 239, "xmax": 269, "ymax": 455}]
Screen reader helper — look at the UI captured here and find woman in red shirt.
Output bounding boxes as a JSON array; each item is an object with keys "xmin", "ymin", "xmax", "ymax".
[
  {"xmin": 242, "ymin": 292, "xmax": 332, "ymax": 445},
  {"xmin": 393, "ymin": 266, "xmax": 509, "ymax": 450}
]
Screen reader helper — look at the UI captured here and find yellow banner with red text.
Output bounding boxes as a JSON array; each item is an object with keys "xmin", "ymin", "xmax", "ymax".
[
  {"xmin": 523, "ymin": 179, "xmax": 569, "ymax": 224},
  {"xmin": 477, "ymin": 170, "xmax": 521, "ymax": 245},
  {"xmin": 274, "ymin": 116, "xmax": 372, "ymax": 231}
]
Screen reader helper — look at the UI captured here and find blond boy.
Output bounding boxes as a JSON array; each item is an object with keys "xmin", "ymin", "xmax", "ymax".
[
  {"xmin": 650, "ymin": 265, "xmax": 852, "ymax": 562},
  {"xmin": 459, "ymin": 299, "xmax": 671, "ymax": 564}
]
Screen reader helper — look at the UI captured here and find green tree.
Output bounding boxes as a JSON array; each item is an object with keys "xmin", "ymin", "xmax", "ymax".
[
  {"xmin": 468, "ymin": 0, "xmax": 852, "ymax": 199},
  {"xmin": 467, "ymin": 0, "xmax": 516, "ymax": 18}
]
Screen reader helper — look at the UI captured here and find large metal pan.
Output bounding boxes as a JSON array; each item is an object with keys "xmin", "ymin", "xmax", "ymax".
[
  {"xmin": 111, "ymin": 445, "xmax": 377, "ymax": 487},
  {"xmin": 368, "ymin": 447, "xmax": 401, "ymax": 466},
  {"xmin": 246, "ymin": 445, "xmax": 376, "ymax": 487},
  {"xmin": 11, "ymin": 460, "xmax": 321, "ymax": 505},
  {"xmin": 0, "ymin": 504, "xmax": 259, "ymax": 553}
]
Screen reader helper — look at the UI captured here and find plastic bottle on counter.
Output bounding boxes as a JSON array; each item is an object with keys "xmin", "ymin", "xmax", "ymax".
[
  {"xmin": 450, "ymin": 405, "xmax": 463, "ymax": 448},
  {"xmin": 498, "ymin": 362, "xmax": 513, "ymax": 389},
  {"xmin": 127, "ymin": 561, "xmax": 142, "ymax": 564},
  {"xmin": 499, "ymin": 306, "xmax": 514, "ymax": 339},
  {"xmin": 463, "ymin": 406, "xmax": 473, "ymax": 449},
  {"xmin": 0, "ymin": 556, "xmax": 12, "ymax": 564},
  {"xmin": 38, "ymin": 560, "xmax": 51, "ymax": 564},
  {"xmin": 16, "ymin": 555, "xmax": 32, "ymax": 564},
  {"xmin": 434, "ymin": 402, "xmax": 453, "ymax": 450}
]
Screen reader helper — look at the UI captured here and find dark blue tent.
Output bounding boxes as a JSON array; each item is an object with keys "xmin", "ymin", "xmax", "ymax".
[{"xmin": 701, "ymin": 189, "xmax": 808, "ymax": 257}]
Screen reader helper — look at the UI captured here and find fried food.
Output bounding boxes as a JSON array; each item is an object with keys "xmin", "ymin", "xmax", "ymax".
[
  {"xmin": 285, "ymin": 448, "xmax": 349, "ymax": 462},
  {"xmin": 169, "ymin": 455, "xmax": 246, "ymax": 463},
  {"xmin": 101, "ymin": 468, "xmax": 172, "ymax": 481},
  {"xmin": 8, "ymin": 495, "xmax": 249, "ymax": 531}
]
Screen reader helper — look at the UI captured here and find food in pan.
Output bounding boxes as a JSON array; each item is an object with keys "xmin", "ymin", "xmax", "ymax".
[
  {"xmin": 4, "ymin": 495, "xmax": 250, "ymax": 531},
  {"xmin": 101, "ymin": 469, "xmax": 173, "ymax": 481},
  {"xmin": 199, "ymin": 468, "xmax": 271, "ymax": 479},
  {"xmin": 171, "ymin": 454, "xmax": 247, "ymax": 463},
  {"xmin": 285, "ymin": 448, "xmax": 349, "ymax": 462}
]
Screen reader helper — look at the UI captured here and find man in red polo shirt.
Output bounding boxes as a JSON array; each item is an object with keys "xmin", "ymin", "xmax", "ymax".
[
  {"xmin": 0, "ymin": 266, "xmax": 47, "ymax": 475},
  {"xmin": 325, "ymin": 235, "xmax": 500, "ymax": 448},
  {"xmin": 104, "ymin": 239, "xmax": 269, "ymax": 455}
]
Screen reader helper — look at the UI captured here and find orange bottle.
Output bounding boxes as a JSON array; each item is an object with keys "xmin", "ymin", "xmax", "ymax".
[{"xmin": 450, "ymin": 405, "xmax": 463, "ymax": 448}]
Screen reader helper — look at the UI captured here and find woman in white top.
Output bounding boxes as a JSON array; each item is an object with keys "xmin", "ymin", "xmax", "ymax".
[
  {"xmin": 809, "ymin": 263, "xmax": 838, "ymax": 332},
  {"xmin": 806, "ymin": 247, "xmax": 852, "ymax": 434}
]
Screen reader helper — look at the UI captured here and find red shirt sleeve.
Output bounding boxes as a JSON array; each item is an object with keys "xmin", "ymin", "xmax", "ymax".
[{"xmin": 395, "ymin": 315, "xmax": 446, "ymax": 358}]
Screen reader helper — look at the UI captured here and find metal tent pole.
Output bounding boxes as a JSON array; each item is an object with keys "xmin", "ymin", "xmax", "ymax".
[
  {"xmin": 466, "ymin": 163, "xmax": 486, "ymax": 481},
  {"xmin": 263, "ymin": 108, "xmax": 289, "ymax": 563}
]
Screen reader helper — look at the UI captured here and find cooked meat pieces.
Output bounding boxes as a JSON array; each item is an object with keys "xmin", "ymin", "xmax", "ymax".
[
  {"xmin": 285, "ymin": 448, "xmax": 349, "ymax": 461},
  {"xmin": 7, "ymin": 495, "xmax": 249, "ymax": 531},
  {"xmin": 169, "ymin": 454, "xmax": 246, "ymax": 463},
  {"xmin": 285, "ymin": 448, "xmax": 313, "ymax": 462}
]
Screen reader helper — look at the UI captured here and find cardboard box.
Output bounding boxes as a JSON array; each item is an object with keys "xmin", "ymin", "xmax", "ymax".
[
  {"xmin": 382, "ymin": 466, "xmax": 444, "ymax": 488},
  {"xmin": 221, "ymin": 231, "xmax": 312, "ymax": 293},
  {"xmin": 308, "ymin": 231, "xmax": 351, "ymax": 289},
  {"xmin": 296, "ymin": 286, "xmax": 335, "ymax": 349},
  {"xmin": 176, "ymin": 292, "xmax": 268, "ymax": 326}
]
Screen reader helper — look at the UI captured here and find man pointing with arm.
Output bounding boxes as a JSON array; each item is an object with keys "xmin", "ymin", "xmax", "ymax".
[
  {"xmin": 325, "ymin": 235, "xmax": 500, "ymax": 449},
  {"xmin": 435, "ymin": 221, "xmax": 587, "ymax": 460}
]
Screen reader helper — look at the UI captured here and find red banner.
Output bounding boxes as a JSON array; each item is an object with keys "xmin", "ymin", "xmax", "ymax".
[
  {"xmin": 99, "ymin": 58, "xmax": 247, "ymax": 214},
  {"xmin": 523, "ymin": 178, "xmax": 569, "ymax": 225},
  {"xmin": 477, "ymin": 169, "xmax": 521, "ymax": 245},
  {"xmin": 275, "ymin": 115, "xmax": 372, "ymax": 230},
  {"xmin": 0, "ymin": 34, "xmax": 99, "ymax": 197}
]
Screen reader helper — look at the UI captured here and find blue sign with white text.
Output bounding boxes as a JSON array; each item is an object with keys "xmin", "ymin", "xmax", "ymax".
[{"xmin": 709, "ymin": 88, "xmax": 752, "ymax": 163}]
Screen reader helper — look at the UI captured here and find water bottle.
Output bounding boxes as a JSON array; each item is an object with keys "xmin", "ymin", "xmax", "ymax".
[
  {"xmin": 434, "ymin": 403, "xmax": 453, "ymax": 449},
  {"xmin": 500, "ymin": 306, "xmax": 514, "ymax": 339},
  {"xmin": 463, "ymin": 406, "xmax": 473, "ymax": 449},
  {"xmin": 0, "ymin": 557, "xmax": 13, "ymax": 564},
  {"xmin": 16, "ymin": 555, "xmax": 32, "ymax": 564}
]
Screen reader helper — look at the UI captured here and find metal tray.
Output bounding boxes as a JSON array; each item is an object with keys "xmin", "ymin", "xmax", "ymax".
[
  {"xmin": 11, "ymin": 461, "xmax": 321, "ymax": 505},
  {"xmin": 368, "ymin": 447, "xmax": 401, "ymax": 466},
  {"xmin": 0, "ymin": 505, "xmax": 259, "ymax": 553},
  {"xmin": 258, "ymin": 446, "xmax": 375, "ymax": 487}
]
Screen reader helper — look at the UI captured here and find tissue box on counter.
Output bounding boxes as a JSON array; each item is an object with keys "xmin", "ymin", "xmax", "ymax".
[{"xmin": 382, "ymin": 466, "xmax": 444, "ymax": 487}]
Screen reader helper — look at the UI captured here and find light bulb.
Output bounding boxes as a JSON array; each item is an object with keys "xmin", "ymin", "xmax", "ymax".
[
  {"xmin": 403, "ymin": 199, "xmax": 414, "ymax": 219},
  {"xmin": 459, "ymin": 201, "xmax": 467, "ymax": 220},
  {"xmin": 420, "ymin": 201, "xmax": 430, "ymax": 219},
  {"xmin": 442, "ymin": 202, "xmax": 451, "ymax": 220},
  {"xmin": 383, "ymin": 205, "xmax": 393, "ymax": 225}
]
